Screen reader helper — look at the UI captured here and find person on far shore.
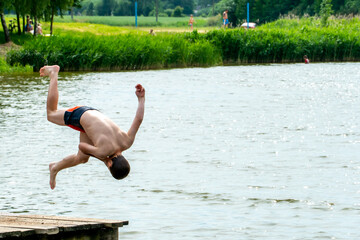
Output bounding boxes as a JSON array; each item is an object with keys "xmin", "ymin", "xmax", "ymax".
[
  {"xmin": 223, "ymin": 10, "xmax": 229, "ymax": 28},
  {"xmin": 27, "ymin": 20, "xmax": 34, "ymax": 34},
  {"xmin": 304, "ymin": 55, "xmax": 310, "ymax": 64},
  {"xmin": 37, "ymin": 23, "xmax": 43, "ymax": 35},
  {"xmin": 25, "ymin": 15, "xmax": 30, "ymax": 32},
  {"xmin": 26, "ymin": 17, "xmax": 33, "ymax": 33},
  {"xmin": 149, "ymin": 29, "xmax": 156, "ymax": 36},
  {"xmin": 189, "ymin": 14, "xmax": 195, "ymax": 31}
]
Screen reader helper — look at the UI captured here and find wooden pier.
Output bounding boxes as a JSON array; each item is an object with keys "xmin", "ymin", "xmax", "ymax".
[{"xmin": 0, "ymin": 213, "xmax": 128, "ymax": 240}]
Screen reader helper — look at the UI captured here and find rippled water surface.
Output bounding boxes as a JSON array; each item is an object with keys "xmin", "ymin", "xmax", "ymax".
[{"xmin": 1, "ymin": 63, "xmax": 360, "ymax": 239}]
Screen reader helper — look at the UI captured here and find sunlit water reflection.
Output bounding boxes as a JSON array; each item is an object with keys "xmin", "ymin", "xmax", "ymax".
[{"xmin": 1, "ymin": 63, "xmax": 360, "ymax": 239}]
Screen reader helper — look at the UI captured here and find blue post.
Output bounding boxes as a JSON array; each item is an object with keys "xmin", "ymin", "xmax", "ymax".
[
  {"xmin": 135, "ymin": 1, "xmax": 138, "ymax": 27},
  {"xmin": 247, "ymin": 2, "xmax": 249, "ymax": 29}
]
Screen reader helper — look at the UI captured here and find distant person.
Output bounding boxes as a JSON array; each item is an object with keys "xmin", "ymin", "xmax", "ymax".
[
  {"xmin": 37, "ymin": 23, "xmax": 43, "ymax": 35},
  {"xmin": 149, "ymin": 29, "xmax": 156, "ymax": 36},
  {"xmin": 27, "ymin": 20, "xmax": 34, "ymax": 34},
  {"xmin": 39, "ymin": 65, "xmax": 145, "ymax": 190},
  {"xmin": 25, "ymin": 15, "xmax": 30, "ymax": 32},
  {"xmin": 189, "ymin": 14, "xmax": 195, "ymax": 31},
  {"xmin": 304, "ymin": 55, "xmax": 310, "ymax": 64},
  {"xmin": 223, "ymin": 10, "xmax": 229, "ymax": 28},
  {"xmin": 26, "ymin": 17, "xmax": 33, "ymax": 33}
]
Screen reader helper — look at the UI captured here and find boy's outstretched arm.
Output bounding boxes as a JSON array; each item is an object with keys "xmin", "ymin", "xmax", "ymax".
[{"xmin": 127, "ymin": 84, "xmax": 145, "ymax": 146}]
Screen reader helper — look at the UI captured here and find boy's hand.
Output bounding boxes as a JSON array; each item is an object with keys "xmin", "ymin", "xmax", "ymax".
[{"xmin": 135, "ymin": 84, "xmax": 145, "ymax": 99}]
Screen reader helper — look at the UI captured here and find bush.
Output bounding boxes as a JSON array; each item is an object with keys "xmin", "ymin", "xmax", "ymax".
[
  {"xmin": 172, "ymin": 6, "xmax": 184, "ymax": 17},
  {"xmin": 159, "ymin": 13, "xmax": 168, "ymax": 17},
  {"xmin": 164, "ymin": 9, "xmax": 173, "ymax": 17},
  {"xmin": 207, "ymin": 14, "xmax": 222, "ymax": 26}
]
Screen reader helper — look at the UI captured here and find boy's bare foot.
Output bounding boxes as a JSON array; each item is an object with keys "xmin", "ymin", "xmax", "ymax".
[
  {"xmin": 49, "ymin": 162, "xmax": 57, "ymax": 190},
  {"xmin": 40, "ymin": 65, "xmax": 60, "ymax": 77}
]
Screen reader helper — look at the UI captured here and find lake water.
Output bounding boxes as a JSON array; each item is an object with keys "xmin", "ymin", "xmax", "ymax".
[{"xmin": 0, "ymin": 63, "xmax": 360, "ymax": 239}]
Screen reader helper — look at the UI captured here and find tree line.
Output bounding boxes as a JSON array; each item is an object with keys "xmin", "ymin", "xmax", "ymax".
[
  {"xmin": 0, "ymin": 0, "xmax": 81, "ymax": 43},
  {"xmin": 78, "ymin": 0, "xmax": 358, "ymax": 21},
  {"xmin": 78, "ymin": 0, "xmax": 197, "ymax": 17},
  {"xmin": 233, "ymin": 0, "xmax": 359, "ymax": 25}
]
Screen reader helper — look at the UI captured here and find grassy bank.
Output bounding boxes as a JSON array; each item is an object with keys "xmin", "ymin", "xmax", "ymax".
[
  {"xmin": 3, "ymin": 17, "xmax": 360, "ymax": 71},
  {"xmin": 0, "ymin": 57, "xmax": 32, "ymax": 74}
]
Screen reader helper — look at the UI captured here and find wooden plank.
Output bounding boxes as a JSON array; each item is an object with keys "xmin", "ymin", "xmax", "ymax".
[
  {"xmin": 0, "ymin": 224, "xmax": 59, "ymax": 235},
  {"xmin": 0, "ymin": 226, "xmax": 35, "ymax": 238},
  {"xmin": 0, "ymin": 215, "xmax": 103, "ymax": 233},
  {"xmin": 0, "ymin": 214, "xmax": 128, "ymax": 228},
  {"xmin": 0, "ymin": 213, "xmax": 128, "ymax": 239},
  {"xmin": 27, "ymin": 215, "xmax": 129, "ymax": 228}
]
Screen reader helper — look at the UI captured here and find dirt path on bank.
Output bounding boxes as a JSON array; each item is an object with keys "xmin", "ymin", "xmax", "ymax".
[{"xmin": 0, "ymin": 42, "xmax": 21, "ymax": 57}]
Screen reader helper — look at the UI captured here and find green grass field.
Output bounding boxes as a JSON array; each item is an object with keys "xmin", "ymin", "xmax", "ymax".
[
  {"xmin": 4, "ymin": 15, "xmax": 215, "ymax": 28},
  {"xmin": 54, "ymin": 15, "xmax": 211, "ymax": 27}
]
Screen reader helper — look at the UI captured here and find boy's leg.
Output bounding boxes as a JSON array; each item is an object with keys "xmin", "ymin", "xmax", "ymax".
[
  {"xmin": 40, "ymin": 65, "xmax": 65, "ymax": 126},
  {"xmin": 49, "ymin": 132, "xmax": 93, "ymax": 189}
]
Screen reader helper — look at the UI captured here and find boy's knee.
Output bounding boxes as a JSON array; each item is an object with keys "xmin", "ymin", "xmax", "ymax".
[
  {"xmin": 76, "ymin": 155, "xmax": 89, "ymax": 164},
  {"xmin": 80, "ymin": 158, "xmax": 89, "ymax": 164}
]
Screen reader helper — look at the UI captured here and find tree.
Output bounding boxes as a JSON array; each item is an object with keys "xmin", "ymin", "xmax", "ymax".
[
  {"xmin": 47, "ymin": 0, "xmax": 74, "ymax": 35},
  {"xmin": 113, "ymin": 0, "xmax": 133, "ymax": 16},
  {"xmin": 155, "ymin": 0, "xmax": 159, "ymax": 22},
  {"xmin": 12, "ymin": 0, "xmax": 28, "ymax": 35},
  {"xmin": 0, "ymin": 0, "xmax": 11, "ymax": 42},
  {"xmin": 97, "ymin": 0, "xmax": 116, "ymax": 16},
  {"xmin": 86, "ymin": 2, "xmax": 95, "ymax": 16},
  {"xmin": 181, "ymin": 0, "xmax": 195, "ymax": 14},
  {"xmin": 314, "ymin": 0, "xmax": 322, "ymax": 14},
  {"xmin": 72, "ymin": 0, "xmax": 83, "ymax": 19},
  {"xmin": 320, "ymin": 0, "xmax": 333, "ymax": 26},
  {"xmin": 344, "ymin": 0, "xmax": 360, "ymax": 14},
  {"xmin": 172, "ymin": 6, "xmax": 183, "ymax": 16}
]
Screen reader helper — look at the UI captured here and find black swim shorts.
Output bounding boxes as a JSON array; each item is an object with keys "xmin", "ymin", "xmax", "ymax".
[{"xmin": 64, "ymin": 106, "xmax": 97, "ymax": 132}]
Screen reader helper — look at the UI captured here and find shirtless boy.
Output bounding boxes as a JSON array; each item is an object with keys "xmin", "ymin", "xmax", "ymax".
[
  {"xmin": 40, "ymin": 65, "xmax": 145, "ymax": 189},
  {"xmin": 189, "ymin": 14, "xmax": 194, "ymax": 31}
]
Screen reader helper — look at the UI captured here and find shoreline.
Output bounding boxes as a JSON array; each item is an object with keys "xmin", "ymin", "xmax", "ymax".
[{"xmin": 1, "ymin": 60, "xmax": 359, "ymax": 75}]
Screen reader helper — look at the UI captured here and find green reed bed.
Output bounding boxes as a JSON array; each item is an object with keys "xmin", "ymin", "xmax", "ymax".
[
  {"xmin": 6, "ymin": 18, "xmax": 360, "ymax": 71},
  {"xmin": 201, "ymin": 17, "xmax": 360, "ymax": 63},
  {"xmin": 6, "ymin": 32, "xmax": 221, "ymax": 71}
]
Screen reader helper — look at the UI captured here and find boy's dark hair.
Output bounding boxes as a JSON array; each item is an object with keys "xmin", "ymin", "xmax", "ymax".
[{"xmin": 110, "ymin": 155, "xmax": 130, "ymax": 180}]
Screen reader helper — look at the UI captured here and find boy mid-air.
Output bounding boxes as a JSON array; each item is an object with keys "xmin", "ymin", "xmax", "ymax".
[{"xmin": 40, "ymin": 65, "xmax": 145, "ymax": 189}]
